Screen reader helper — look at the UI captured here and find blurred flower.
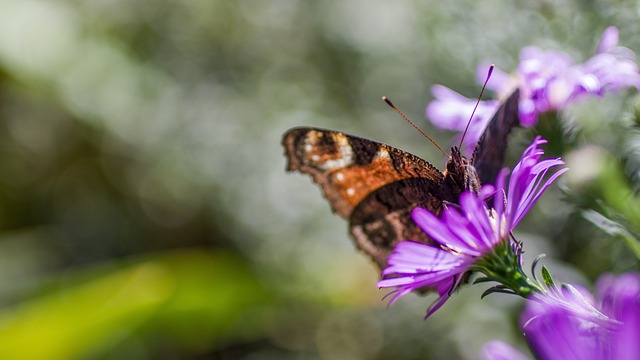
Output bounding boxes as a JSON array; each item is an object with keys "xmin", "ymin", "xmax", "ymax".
[
  {"xmin": 426, "ymin": 85, "xmax": 500, "ymax": 153},
  {"xmin": 378, "ymin": 137, "xmax": 566, "ymax": 317},
  {"xmin": 482, "ymin": 341, "xmax": 530, "ymax": 360},
  {"xmin": 427, "ymin": 26, "xmax": 640, "ymax": 150},
  {"xmin": 482, "ymin": 272, "xmax": 640, "ymax": 360},
  {"xmin": 517, "ymin": 26, "xmax": 640, "ymax": 125}
]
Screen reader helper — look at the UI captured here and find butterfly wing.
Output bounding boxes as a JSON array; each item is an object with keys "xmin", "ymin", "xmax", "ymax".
[
  {"xmin": 472, "ymin": 89, "xmax": 521, "ymax": 186},
  {"xmin": 283, "ymin": 127, "xmax": 453, "ymax": 268},
  {"xmin": 349, "ymin": 177, "xmax": 457, "ymax": 269}
]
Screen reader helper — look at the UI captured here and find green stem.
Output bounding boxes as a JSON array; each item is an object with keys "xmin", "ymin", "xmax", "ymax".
[{"xmin": 472, "ymin": 241, "xmax": 543, "ymax": 298}]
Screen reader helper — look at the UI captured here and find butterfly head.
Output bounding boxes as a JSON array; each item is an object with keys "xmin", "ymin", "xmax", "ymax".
[{"xmin": 445, "ymin": 146, "xmax": 481, "ymax": 194}]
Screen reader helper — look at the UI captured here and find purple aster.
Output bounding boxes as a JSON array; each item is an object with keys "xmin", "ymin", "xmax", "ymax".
[
  {"xmin": 378, "ymin": 192, "xmax": 502, "ymax": 317},
  {"xmin": 522, "ymin": 273, "xmax": 640, "ymax": 360},
  {"xmin": 483, "ymin": 272, "xmax": 640, "ymax": 360},
  {"xmin": 426, "ymin": 26, "xmax": 640, "ymax": 143},
  {"xmin": 581, "ymin": 27, "xmax": 640, "ymax": 94},
  {"xmin": 518, "ymin": 27, "xmax": 640, "ymax": 125},
  {"xmin": 377, "ymin": 137, "xmax": 567, "ymax": 317},
  {"xmin": 516, "ymin": 47, "xmax": 579, "ymax": 126}
]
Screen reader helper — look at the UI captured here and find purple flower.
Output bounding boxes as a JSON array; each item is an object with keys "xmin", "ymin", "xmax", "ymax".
[
  {"xmin": 526, "ymin": 273, "xmax": 640, "ymax": 359},
  {"xmin": 427, "ymin": 26, "xmax": 640, "ymax": 146},
  {"xmin": 378, "ymin": 192, "xmax": 502, "ymax": 317},
  {"xmin": 516, "ymin": 47, "xmax": 580, "ymax": 126},
  {"xmin": 484, "ymin": 273, "xmax": 640, "ymax": 360},
  {"xmin": 426, "ymin": 85, "xmax": 500, "ymax": 154},
  {"xmin": 518, "ymin": 27, "xmax": 640, "ymax": 125},
  {"xmin": 377, "ymin": 137, "xmax": 567, "ymax": 317}
]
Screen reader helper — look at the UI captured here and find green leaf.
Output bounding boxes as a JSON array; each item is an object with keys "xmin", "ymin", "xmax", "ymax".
[
  {"xmin": 541, "ymin": 266, "xmax": 555, "ymax": 287},
  {"xmin": 583, "ymin": 210, "xmax": 640, "ymax": 259},
  {"xmin": 480, "ymin": 285, "xmax": 516, "ymax": 299},
  {"xmin": 472, "ymin": 277, "xmax": 495, "ymax": 285},
  {"xmin": 0, "ymin": 250, "xmax": 271, "ymax": 360}
]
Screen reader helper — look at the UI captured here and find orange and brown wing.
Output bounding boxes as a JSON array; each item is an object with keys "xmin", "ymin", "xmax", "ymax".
[
  {"xmin": 282, "ymin": 127, "xmax": 451, "ymax": 269},
  {"xmin": 282, "ymin": 127, "xmax": 444, "ymax": 218}
]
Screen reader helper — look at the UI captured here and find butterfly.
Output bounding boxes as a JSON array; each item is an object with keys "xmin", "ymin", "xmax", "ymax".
[{"xmin": 282, "ymin": 90, "xmax": 520, "ymax": 270}]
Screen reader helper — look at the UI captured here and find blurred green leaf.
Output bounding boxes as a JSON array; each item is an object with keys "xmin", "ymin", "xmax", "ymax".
[
  {"xmin": 0, "ymin": 250, "xmax": 270, "ymax": 360},
  {"xmin": 583, "ymin": 210, "xmax": 640, "ymax": 260}
]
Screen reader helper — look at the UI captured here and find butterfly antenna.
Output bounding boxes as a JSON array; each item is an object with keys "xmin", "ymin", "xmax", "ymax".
[
  {"xmin": 382, "ymin": 96, "xmax": 449, "ymax": 157},
  {"xmin": 459, "ymin": 64, "xmax": 494, "ymax": 149}
]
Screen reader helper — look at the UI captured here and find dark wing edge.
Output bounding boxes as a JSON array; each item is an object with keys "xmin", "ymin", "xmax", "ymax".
[{"xmin": 472, "ymin": 89, "xmax": 521, "ymax": 186}]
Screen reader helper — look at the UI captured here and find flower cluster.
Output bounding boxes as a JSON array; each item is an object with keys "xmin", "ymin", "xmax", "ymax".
[
  {"xmin": 426, "ymin": 26, "xmax": 640, "ymax": 153},
  {"xmin": 377, "ymin": 137, "xmax": 567, "ymax": 317},
  {"xmin": 372, "ymin": 25, "xmax": 640, "ymax": 360}
]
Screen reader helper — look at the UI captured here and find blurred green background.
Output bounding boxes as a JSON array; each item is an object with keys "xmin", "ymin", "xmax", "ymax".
[{"xmin": 0, "ymin": 1, "xmax": 638, "ymax": 359}]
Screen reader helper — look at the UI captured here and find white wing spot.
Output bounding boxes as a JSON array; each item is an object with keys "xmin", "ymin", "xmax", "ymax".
[
  {"xmin": 303, "ymin": 130, "xmax": 320, "ymax": 152},
  {"xmin": 335, "ymin": 172, "xmax": 344, "ymax": 181},
  {"xmin": 319, "ymin": 135, "xmax": 354, "ymax": 170},
  {"xmin": 374, "ymin": 147, "xmax": 390, "ymax": 160},
  {"xmin": 346, "ymin": 188, "xmax": 355, "ymax": 196}
]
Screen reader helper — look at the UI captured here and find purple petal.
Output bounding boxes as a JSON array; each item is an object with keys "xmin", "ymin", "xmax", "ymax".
[
  {"xmin": 459, "ymin": 192, "xmax": 498, "ymax": 249},
  {"xmin": 378, "ymin": 241, "xmax": 472, "ymax": 294},
  {"xmin": 519, "ymin": 47, "xmax": 574, "ymax": 81},
  {"xmin": 509, "ymin": 164, "xmax": 569, "ymax": 229},
  {"xmin": 378, "ymin": 248, "xmax": 469, "ymax": 309},
  {"xmin": 412, "ymin": 207, "xmax": 481, "ymax": 256},
  {"xmin": 493, "ymin": 168, "xmax": 508, "ymax": 237},
  {"xmin": 382, "ymin": 287, "xmax": 415, "ymax": 306},
  {"xmin": 475, "ymin": 63, "xmax": 512, "ymax": 92},
  {"xmin": 519, "ymin": 273, "xmax": 640, "ymax": 360},
  {"xmin": 597, "ymin": 26, "xmax": 619, "ymax": 54},
  {"xmin": 425, "ymin": 85, "xmax": 499, "ymax": 153},
  {"xmin": 582, "ymin": 53, "xmax": 640, "ymax": 92},
  {"xmin": 505, "ymin": 136, "xmax": 567, "ymax": 230},
  {"xmin": 381, "ymin": 241, "xmax": 467, "ymax": 275},
  {"xmin": 596, "ymin": 272, "xmax": 640, "ymax": 320},
  {"xmin": 522, "ymin": 305, "xmax": 596, "ymax": 360},
  {"xmin": 424, "ymin": 275, "xmax": 464, "ymax": 318},
  {"xmin": 521, "ymin": 284, "xmax": 611, "ymax": 360},
  {"xmin": 517, "ymin": 98, "xmax": 538, "ymax": 127},
  {"xmin": 596, "ymin": 272, "xmax": 640, "ymax": 358},
  {"xmin": 426, "ymin": 85, "xmax": 473, "ymax": 130},
  {"xmin": 479, "ymin": 184, "xmax": 496, "ymax": 200},
  {"xmin": 440, "ymin": 205, "xmax": 487, "ymax": 255},
  {"xmin": 482, "ymin": 341, "xmax": 531, "ymax": 360}
]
